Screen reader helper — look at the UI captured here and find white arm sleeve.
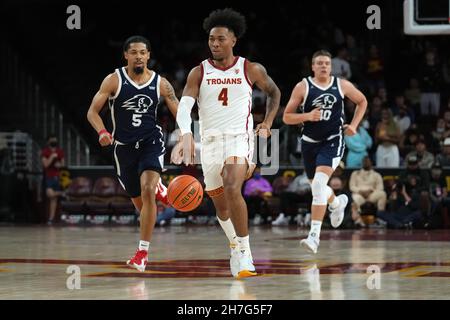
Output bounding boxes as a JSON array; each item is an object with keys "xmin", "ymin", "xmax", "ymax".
[{"xmin": 176, "ymin": 96, "xmax": 195, "ymax": 135}]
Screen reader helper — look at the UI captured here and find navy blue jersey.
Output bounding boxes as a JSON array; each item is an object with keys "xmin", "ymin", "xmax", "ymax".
[
  {"xmin": 108, "ymin": 67, "xmax": 162, "ymax": 145},
  {"xmin": 300, "ymin": 76, "xmax": 345, "ymax": 142}
]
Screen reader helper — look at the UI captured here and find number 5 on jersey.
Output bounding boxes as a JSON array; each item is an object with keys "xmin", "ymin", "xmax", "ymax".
[
  {"xmin": 132, "ymin": 114, "xmax": 142, "ymax": 127},
  {"xmin": 218, "ymin": 88, "xmax": 228, "ymax": 106}
]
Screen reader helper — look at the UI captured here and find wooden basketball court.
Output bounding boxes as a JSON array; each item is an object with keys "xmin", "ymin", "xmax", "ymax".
[{"xmin": 0, "ymin": 225, "xmax": 449, "ymax": 300}]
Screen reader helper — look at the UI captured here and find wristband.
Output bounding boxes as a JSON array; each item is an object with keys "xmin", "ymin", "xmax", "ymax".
[{"xmin": 98, "ymin": 129, "xmax": 110, "ymax": 137}]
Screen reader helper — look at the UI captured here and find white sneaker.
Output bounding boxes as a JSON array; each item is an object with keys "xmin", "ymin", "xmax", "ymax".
[
  {"xmin": 300, "ymin": 237, "xmax": 319, "ymax": 254},
  {"xmin": 272, "ymin": 213, "xmax": 289, "ymax": 226},
  {"xmin": 329, "ymin": 194, "xmax": 348, "ymax": 228},
  {"xmin": 236, "ymin": 250, "xmax": 257, "ymax": 279},
  {"xmin": 230, "ymin": 243, "xmax": 240, "ymax": 277}
]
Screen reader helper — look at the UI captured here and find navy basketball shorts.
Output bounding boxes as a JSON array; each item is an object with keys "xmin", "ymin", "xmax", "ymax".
[
  {"xmin": 301, "ymin": 135, "xmax": 345, "ymax": 180},
  {"xmin": 113, "ymin": 138, "xmax": 165, "ymax": 198}
]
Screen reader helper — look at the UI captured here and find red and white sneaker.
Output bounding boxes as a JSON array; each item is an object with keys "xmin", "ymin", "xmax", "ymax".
[
  {"xmin": 155, "ymin": 178, "xmax": 169, "ymax": 206},
  {"xmin": 126, "ymin": 250, "xmax": 148, "ymax": 272}
]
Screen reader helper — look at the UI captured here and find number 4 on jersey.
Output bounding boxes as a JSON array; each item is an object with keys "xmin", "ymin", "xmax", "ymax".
[{"xmin": 218, "ymin": 88, "xmax": 228, "ymax": 106}]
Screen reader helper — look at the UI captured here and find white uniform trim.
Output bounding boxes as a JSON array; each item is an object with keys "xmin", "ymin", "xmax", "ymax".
[
  {"xmin": 308, "ymin": 76, "xmax": 335, "ymax": 91},
  {"xmin": 113, "ymin": 143, "xmax": 121, "ymax": 176},
  {"xmin": 156, "ymin": 124, "xmax": 166, "ymax": 154},
  {"xmin": 121, "ymin": 67, "xmax": 155, "ymax": 90},
  {"xmin": 109, "ymin": 69, "xmax": 122, "ymax": 138},
  {"xmin": 110, "ymin": 69, "xmax": 122, "ymax": 100},
  {"xmin": 302, "ymin": 133, "xmax": 341, "ymax": 143},
  {"xmin": 336, "ymin": 77, "xmax": 345, "ymax": 98},
  {"xmin": 336, "ymin": 130, "xmax": 343, "ymax": 156},
  {"xmin": 158, "ymin": 154, "xmax": 165, "ymax": 170},
  {"xmin": 156, "ymin": 74, "xmax": 161, "ymax": 100},
  {"xmin": 117, "ymin": 178, "xmax": 126, "ymax": 191},
  {"xmin": 301, "ymin": 78, "xmax": 309, "ymax": 108}
]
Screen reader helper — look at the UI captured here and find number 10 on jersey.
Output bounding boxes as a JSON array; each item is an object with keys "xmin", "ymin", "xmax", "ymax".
[{"xmin": 320, "ymin": 109, "xmax": 331, "ymax": 121}]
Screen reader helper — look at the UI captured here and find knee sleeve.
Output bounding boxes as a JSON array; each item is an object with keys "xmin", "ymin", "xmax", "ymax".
[{"xmin": 311, "ymin": 172, "xmax": 331, "ymax": 205}]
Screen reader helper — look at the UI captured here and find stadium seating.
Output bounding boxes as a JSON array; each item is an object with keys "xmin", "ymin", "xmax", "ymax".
[
  {"xmin": 85, "ymin": 177, "xmax": 117, "ymax": 215},
  {"xmin": 60, "ymin": 176, "xmax": 93, "ymax": 215}
]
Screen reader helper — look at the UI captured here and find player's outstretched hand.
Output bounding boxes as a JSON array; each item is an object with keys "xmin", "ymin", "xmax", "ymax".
[
  {"xmin": 181, "ymin": 133, "xmax": 195, "ymax": 166},
  {"xmin": 170, "ymin": 141, "xmax": 183, "ymax": 165},
  {"xmin": 308, "ymin": 107, "xmax": 322, "ymax": 122},
  {"xmin": 98, "ymin": 129, "xmax": 113, "ymax": 146},
  {"xmin": 343, "ymin": 124, "xmax": 357, "ymax": 136},
  {"xmin": 255, "ymin": 122, "xmax": 272, "ymax": 138}
]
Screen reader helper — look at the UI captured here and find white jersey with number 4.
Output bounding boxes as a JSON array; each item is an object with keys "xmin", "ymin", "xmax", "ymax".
[{"xmin": 198, "ymin": 56, "xmax": 253, "ymax": 137}]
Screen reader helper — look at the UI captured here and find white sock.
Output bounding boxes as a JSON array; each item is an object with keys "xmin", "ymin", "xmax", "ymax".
[
  {"xmin": 139, "ymin": 240, "xmax": 150, "ymax": 252},
  {"xmin": 217, "ymin": 217, "xmax": 238, "ymax": 245},
  {"xmin": 328, "ymin": 194, "xmax": 340, "ymax": 210},
  {"xmin": 236, "ymin": 235, "xmax": 251, "ymax": 256},
  {"xmin": 309, "ymin": 220, "xmax": 322, "ymax": 239}
]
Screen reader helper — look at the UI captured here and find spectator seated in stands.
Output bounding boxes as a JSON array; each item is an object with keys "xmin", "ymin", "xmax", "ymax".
[
  {"xmin": 156, "ymin": 201, "xmax": 176, "ymax": 226},
  {"xmin": 243, "ymin": 167, "xmax": 273, "ymax": 225},
  {"xmin": 377, "ymin": 177, "xmax": 423, "ymax": 229},
  {"xmin": 398, "ymin": 155, "xmax": 430, "ymax": 192},
  {"xmin": 436, "ymin": 137, "xmax": 450, "ymax": 167},
  {"xmin": 431, "ymin": 119, "xmax": 450, "ymax": 150},
  {"xmin": 393, "ymin": 103, "xmax": 412, "ymax": 135},
  {"xmin": 271, "ymin": 171, "xmax": 295, "ymax": 196},
  {"xmin": 344, "ymin": 125, "xmax": 372, "ymax": 168},
  {"xmin": 426, "ymin": 162, "xmax": 450, "ymax": 229},
  {"xmin": 331, "ymin": 160, "xmax": 348, "ymax": 189},
  {"xmin": 375, "ymin": 108, "xmax": 400, "ymax": 168},
  {"xmin": 399, "ymin": 125, "xmax": 422, "ymax": 158},
  {"xmin": 397, "ymin": 155, "xmax": 431, "ymax": 224},
  {"xmin": 405, "ymin": 138, "xmax": 435, "ymax": 169},
  {"xmin": 349, "ymin": 156, "xmax": 387, "ymax": 221},
  {"xmin": 272, "ymin": 169, "xmax": 311, "ymax": 226},
  {"xmin": 404, "ymin": 78, "xmax": 421, "ymax": 113}
]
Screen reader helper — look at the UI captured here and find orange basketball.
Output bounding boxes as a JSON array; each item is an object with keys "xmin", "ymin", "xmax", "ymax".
[{"xmin": 167, "ymin": 175, "xmax": 203, "ymax": 212}]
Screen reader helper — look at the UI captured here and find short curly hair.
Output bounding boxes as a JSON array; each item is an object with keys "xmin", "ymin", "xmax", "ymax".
[{"xmin": 203, "ymin": 8, "xmax": 247, "ymax": 39}]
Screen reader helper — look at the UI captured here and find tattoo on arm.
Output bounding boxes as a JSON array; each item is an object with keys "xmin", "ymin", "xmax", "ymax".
[
  {"xmin": 164, "ymin": 81, "xmax": 179, "ymax": 103},
  {"xmin": 261, "ymin": 77, "xmax": 281, "ymax": 124}
]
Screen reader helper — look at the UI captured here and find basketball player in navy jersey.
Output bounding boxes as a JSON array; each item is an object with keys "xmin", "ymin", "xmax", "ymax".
[
  {"xmin": 283, "ymin": 50, "xmax": 367, "ymax": 254},
  {"xmin": 172, "ymin": 9, "xmax": 280, "ymax": 278},
  {"xmin": 87, "ymin": 36, "xmax": 179, "ymax": 271}
]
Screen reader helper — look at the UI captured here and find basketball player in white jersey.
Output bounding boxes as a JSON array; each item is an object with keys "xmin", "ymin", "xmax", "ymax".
[
  {"xmin": 172, "ymin": 9, "xmax": 280, "ymax": 278},
  {"xmin": 283, "ymin": 50, "xmax": 367, "ymax": 254}
]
